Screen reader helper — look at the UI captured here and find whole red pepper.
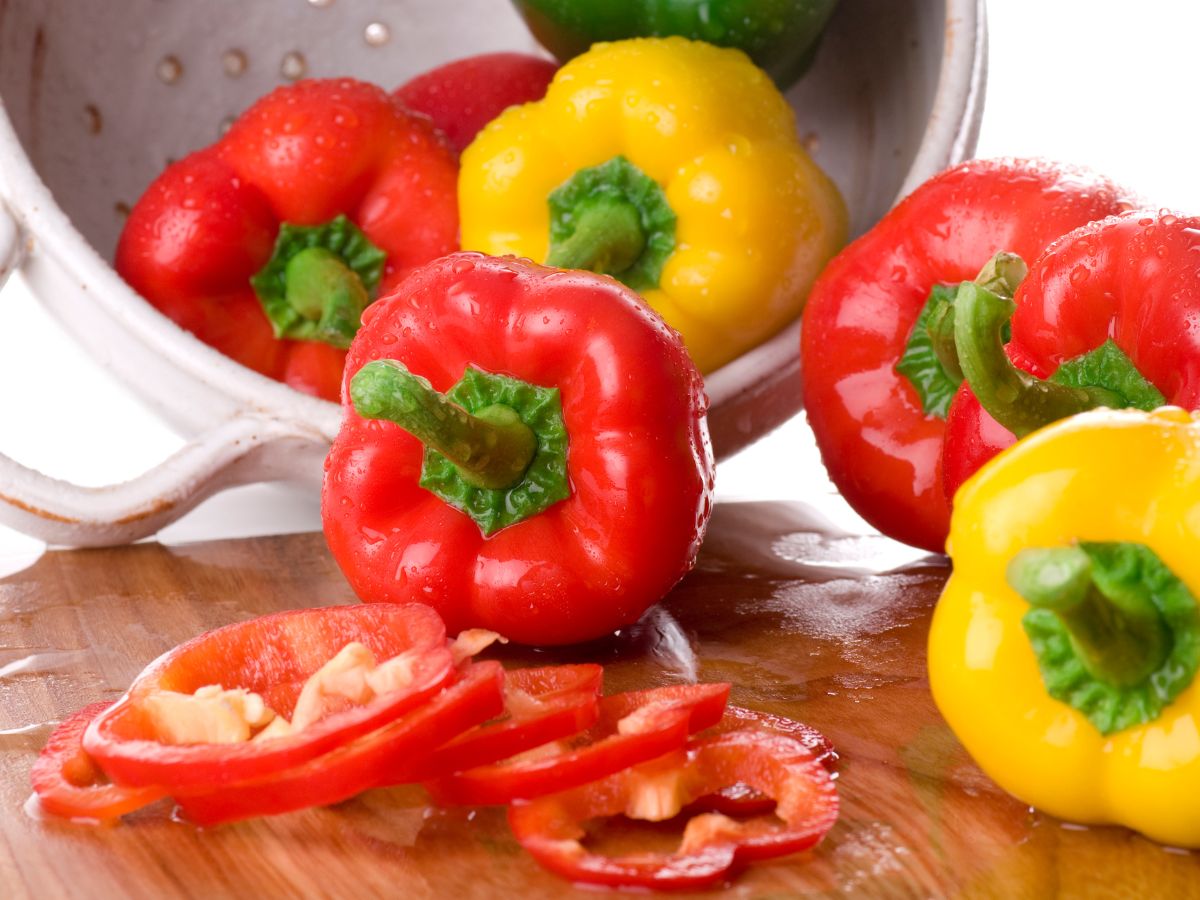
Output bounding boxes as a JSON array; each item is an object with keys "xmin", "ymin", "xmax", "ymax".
[
  {"xmin": 116, "ymin": 78, "xmax": 459, "ymax": 401},
  {"xmin": 942, "ymin": 210, "xmax": 1196, "ymax": 498},
  {"xmin": 394, "ymin": 52, "xmax": 557, "ymax": 155},
  {"xmin": 800, "ymin": 159, "xmax": 1131, "ymax": 552},
  {"xmin": 322, "ymin": 252, "xmax": 713, "ymax": 645}
]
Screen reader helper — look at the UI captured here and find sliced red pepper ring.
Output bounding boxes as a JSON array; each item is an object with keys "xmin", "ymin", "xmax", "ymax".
[
  {"xmin": 396, "ymin": 663, "xmax": 603, "ymax": 784},
  {"xmin": 175, "ymin": 661, "xmax": 506, "ymax": 827},
  {"xmin": 30, "ymin": 702, "xmax": 167, "ymax": 822},
  {"xmin": 426, "ymin": 682, "xmax": 730, "ymax": 806},
  {"xmin": 508, "ymin": 728, "xmax": 839, "ymax": 890},
  {"xmin": 83, "ymin": 604, "xmax": 456, "ymax": 792},
  {"xmin": 691, "ymin": 706, "xmax": 838, "ymax": 817}
]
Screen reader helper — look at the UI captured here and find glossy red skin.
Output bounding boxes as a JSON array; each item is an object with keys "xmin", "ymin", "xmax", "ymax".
[
  {"xmin": 116, "ymin": 78, "xmax": 459, "ymax": 402},
  {"xmin": 508, "ymin": 729, "xmax": 838, "ymax": 890},
  {"xmin": 425, "ymin": 682, "xmax": 730, "ymax": 806},
  {"xmin": 942, "ymin": 210, "xmax": 1200, "ymax": 500},
  {"xmin": 31, "ymin": 702, "xmax": 165, "ymax": 821},
  {"xmin": 941, "ymin": 344, "xmax": 1046, "ymax": 501},
  {"xmin": 322, "ymin": 253, "xmax": 714, "ymax": 645},
  {"xmin": 801, "ymin": 159, "xmax": 1132, "ymax": 553},
  {"xmin": 395, "ymin": 52, "xmax": 557, "ymax": 155},
  {"xmin": 691, "ymin": 705, "xmax": 837, "ymax": 817},
  {"xmin": 176, "ymin": 662, "xmax": 506, "ymax": 826},
  {"xmin": 82, "ymin": 604, "xmax": 454, "ymax": 791},
  {"xmin": 399, "ymin": 663, "xmax": 603, "ymax": 782}
]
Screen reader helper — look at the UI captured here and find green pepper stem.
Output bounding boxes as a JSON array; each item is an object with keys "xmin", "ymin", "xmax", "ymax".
[
  {"xmin": 282, "ymin": 247, "xmax": 370, "ymax": 349},
  {"xmin": 351, "ymin": 360, "xmax": 537, "ymax": 491},
  {"xmin": 545, "ymin": 195, "xmax": 647, "ymax": 277},
  {"xmin": 954, "ymin": 253, "xmax": 1121, "ymax": 437},
  {"xmin": 1008, "ymin": 547, "xmax": 1172, "ymax": 687}
]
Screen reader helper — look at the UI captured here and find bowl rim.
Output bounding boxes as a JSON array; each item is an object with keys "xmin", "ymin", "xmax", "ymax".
[{"xmin": 0, "ymin": 0, "xmax": 986, "ymax": 455}]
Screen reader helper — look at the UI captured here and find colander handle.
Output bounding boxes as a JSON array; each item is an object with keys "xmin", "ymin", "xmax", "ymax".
[
  {"xmin": 0, "ymin": 414, "xmax": 330, "ymax": 547},
  {"xmin": 0, "ymin": 197, "xmax": 23, "ymax": 294}
]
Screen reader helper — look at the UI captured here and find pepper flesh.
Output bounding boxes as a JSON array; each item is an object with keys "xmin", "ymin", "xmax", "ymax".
[
  {"xmin": 943, "ymin": 210, "xmax": 1198, "ymax": 501},
  {"xmin": 82, "ymin": 604, "xmax": 455, "ymax": 791},
  {"xmin": 459, "ymin": 36, "xmax": 847, "ymax": 374},
  {"xmin": 116, "ymin": 78, "xmax": 459, "ymax": 401},
  {"xmin": 322, "ymin": 253, "xmax": 713, "ymax": 645},
  {"xmin": 801, "ymin": 159, "xmax": 1132, "ymax": 552},
  {"xmin": 929, "ymin": 407, "xmax": 1200, "ymax": 846}
]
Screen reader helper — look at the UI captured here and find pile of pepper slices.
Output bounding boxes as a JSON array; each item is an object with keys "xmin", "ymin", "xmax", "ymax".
[{"xmin": 33, "ymin": 604, "xmax": 838, "ymax": 890}]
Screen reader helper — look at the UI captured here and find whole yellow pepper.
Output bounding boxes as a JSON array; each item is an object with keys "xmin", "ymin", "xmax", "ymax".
[
  {"xmin": 458, "ymin": 36, "xmax": 847, "ymax": 373},
  {"xmin": 929, "ymin": 406, "xmax": 1200, "ymax": 847}
]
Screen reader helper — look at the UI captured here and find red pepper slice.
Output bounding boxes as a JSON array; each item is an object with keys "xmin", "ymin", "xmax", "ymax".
[
  {"xmin": 397, "ymin": 663, "xmax": 603, "ymax": 783},
  {"xmin": 426, "ymin": 682, "xmax": 730, "ymax": 806},
  {"xmin": 175, "ymin": 662, "xmax": 506, "ymax": 827},
  {"xmin": 83, "ymin": 604, "xmax": 455, "ymax": 792},
  {"xmin": 508, "ymin": 728, "xmax": 839, "ymax": 890},
  {"xmin": 30, "ymin": 702, "xmax": 166, "ymax": 822},
  {"xmin": 691, "ymin": 706, "xmax": 838, "ymax": 817}
]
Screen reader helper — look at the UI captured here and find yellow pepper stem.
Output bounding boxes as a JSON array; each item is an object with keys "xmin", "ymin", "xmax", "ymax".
[
  {"xmin": 545, "ymin": 155, "xmax": 676, "ymax": 292},
  {"xmin": 1009, "ymin": 546, "xmax": 1172, "ymax": 687},
  {"xmin": 546, "ymin": 196, "xmax": 647, "ymax": 277}
]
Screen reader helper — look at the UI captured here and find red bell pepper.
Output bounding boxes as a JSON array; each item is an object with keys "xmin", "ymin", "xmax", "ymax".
[
  {"xmin": 508, "ymin": 728, "xmax": 838, "ymax": 890},
  {"xmin": 425, "ymin": 682, "xmax": 730, "ymax": 806},
  {"xmin": 322, "ymin": 252, "xmax": 713, "ymax": 645},
  {"xmin": 30, "ymin": 703, "xmax": 165, "ymax": 822},
  {"xmin": 394, "ymin": 52, "xmax": 557, "ymax": 155},
  {"xmin": 800, "ymin": 159, "xmax": 1132, "ymax": 552},
  {"xmin": 82, "ymin": 604, "xmax": 456, "ymax": 792},
  {"xmin": 116, "ymin": 78, "xmax": 459, "ymax": 402},
  {"xmin": 942, "ymin": 211, "xmax": 1195, "ymax": 496},
  {"xmin": 399, "ymin": 663, "xmax": 603, "ymax": 782},
  {"xmin": 175, "ymin": 661, "xmax": 506, "ymax": 826}
]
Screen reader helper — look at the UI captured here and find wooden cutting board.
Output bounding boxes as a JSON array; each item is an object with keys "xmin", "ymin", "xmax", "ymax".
[{"xmin": 1, "ymin": 501, "xmax": 1197, "ymax": 899}]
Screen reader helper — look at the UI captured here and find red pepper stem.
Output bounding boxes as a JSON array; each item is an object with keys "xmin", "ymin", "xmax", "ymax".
[
  {"xmin": 282, "ymin": 247, "xmax": 370, "ymax": 349},
  {"xmin": 545, "ymin": 195, "xmax": 647, "ymax": 277},
  {"xmin": 954, "ymin": 254, "xmax": 1121, "ymax": 437},
  {"xmin": 1008, "ymin": 546, "xmax": 1171, "ymax": 687},
  {"xmin": 350, "ymin": 360, "xmax": 537, "ymax": 491}
]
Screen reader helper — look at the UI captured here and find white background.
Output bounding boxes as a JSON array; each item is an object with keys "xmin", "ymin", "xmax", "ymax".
[{"xmin": 1, "ymin": 0, "xmax": 1196, "ymax": 566}]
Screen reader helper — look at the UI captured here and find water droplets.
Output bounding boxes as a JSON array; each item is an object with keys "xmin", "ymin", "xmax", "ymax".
[
  {"xmin": 364, "ymin": 22, "xmax": 391, "ymax": 47},
  {"xmin": 1069, "ymin": 264, "xmax": 1090, "ymax": 286}
]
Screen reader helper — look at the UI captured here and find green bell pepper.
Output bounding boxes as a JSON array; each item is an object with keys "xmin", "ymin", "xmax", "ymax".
[{"xmin": 510, "ymin": 0, "xmax": 841, "ymax": 88}]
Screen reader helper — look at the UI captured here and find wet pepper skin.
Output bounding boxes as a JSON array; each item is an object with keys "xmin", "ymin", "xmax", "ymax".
[
  {"xmin": 943, "ymin": 211, "xmax": 1200, "ymax": 499},
  {"xmin": 322, "ymin": 253, "xmax": 713, "ymax": 646},
  {"xmin": 116, "ymin": 78, "xmax": 459, "ymax": 401},
  {"xmin": 460, "ymin": 37, "xmax": 846, "ymax": 374},
  {"xmin": 801, "ymin": 159, "xmax": 1131, "ymax": 553},
  {"xmin": 930, "ymin": 408, "xmax": 1200, "ymax": 847}
]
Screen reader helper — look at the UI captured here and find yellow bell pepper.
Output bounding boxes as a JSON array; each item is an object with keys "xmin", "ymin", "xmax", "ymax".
[
  {"xmin": 929, "ymin": 406, "xmax": 1200, "ymax": 847},
  {"xmin": 458, "ymin": 36, "xmax": 847, "ymax": 373}
]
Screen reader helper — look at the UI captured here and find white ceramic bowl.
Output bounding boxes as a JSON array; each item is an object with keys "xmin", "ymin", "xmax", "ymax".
[{"xmin": 0, "ymin": 0, "xmax": 985, "ymax": 545}]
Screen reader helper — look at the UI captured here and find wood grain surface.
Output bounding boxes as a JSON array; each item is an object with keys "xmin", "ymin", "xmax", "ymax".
[{"xmin": 1, "ymin": 501, "xmax": 1198, "ymax": 899}]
